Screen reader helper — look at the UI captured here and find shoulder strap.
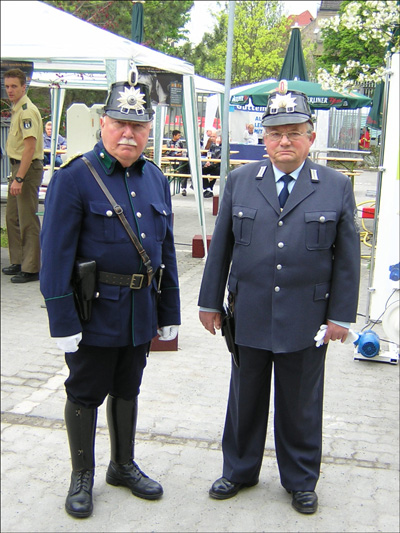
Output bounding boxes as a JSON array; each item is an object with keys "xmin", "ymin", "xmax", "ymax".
[{"xmin": 81, "ymin": 156, "xmax": 154, "ymax": 286}]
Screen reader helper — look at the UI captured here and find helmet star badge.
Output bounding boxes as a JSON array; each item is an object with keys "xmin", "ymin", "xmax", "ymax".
[
  {"xmin": 269, "ymin": 92, "xmax": 298, "ymax": 115},
  {"xmin": 117, "ymin": 86, "xmax": 146, "ymax": 115}
]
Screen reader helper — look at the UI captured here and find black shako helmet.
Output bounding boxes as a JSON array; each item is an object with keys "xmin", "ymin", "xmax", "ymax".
[
  {"xmin": 104, "ymin": 81, "xmax": 154, "ymax": 122},
  {"xmin": 262, "ymin": 80, "xmax": 312, "ymax": 126}
]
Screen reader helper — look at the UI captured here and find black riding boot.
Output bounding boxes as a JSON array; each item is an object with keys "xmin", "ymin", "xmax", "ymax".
[
  {"xmin": 106, "ymin": 395, "xmax": 163, "ymax": 500},
  {"xmin": 64, "ymin": 400, "xmax": 97, "ymax": 518}
]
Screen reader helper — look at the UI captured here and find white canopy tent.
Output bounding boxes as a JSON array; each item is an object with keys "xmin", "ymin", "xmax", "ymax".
[{"xmin": 1, "ymin": 0, "xmax": 225, "ymax": 255}]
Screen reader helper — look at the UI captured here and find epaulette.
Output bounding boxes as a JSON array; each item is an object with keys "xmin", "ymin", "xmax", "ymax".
[
  {"xmin": 144, "ymin": 156, "xmax": 162, "ymax": 172},
  {"xmin": 60, "ymin": 153, "xmax": 83, "ymax": 168}
]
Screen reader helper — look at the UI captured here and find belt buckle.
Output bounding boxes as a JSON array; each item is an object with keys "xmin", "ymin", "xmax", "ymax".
[{"xmin": 130, "ymin": 274, "xmax": 144, "ymax": 289}]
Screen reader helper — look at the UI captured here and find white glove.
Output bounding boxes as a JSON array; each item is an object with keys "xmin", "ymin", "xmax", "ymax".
[
  {"xmin": 157, "ymin": 325, "xmax": 179, "ymax": 341},
  {"xmin": 55, "ymin": 333, "xmax": 82, "ymax": 353},
  {"xmin": 314, "ymin": 324, "xmax": 359, "ymax": 347},
  {"xmin": 314, "ymin": 324, "xmax": 328, "ymax": 347}
]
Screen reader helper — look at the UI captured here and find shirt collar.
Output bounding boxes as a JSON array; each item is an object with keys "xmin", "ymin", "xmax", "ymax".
[
  {"xmin": 11, "ymin": 94, "xmax": 29, "ymax": 113},
  {"xmin": 272, "ymin": 162, "xmax": 305, "ymax": 184}
]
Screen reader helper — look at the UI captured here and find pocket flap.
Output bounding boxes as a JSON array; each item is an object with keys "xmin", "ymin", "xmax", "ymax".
[
  {"xmin": 305, "ymin": 211, "xmax": 336, "ymax": 223},
  {"xmin": 233, "ymin": 206, "xmax": 257, "ymax": 220},
  {"xmin": 89, "ymin": 201, "xmax": 127, "ymax": 218},
  {"xmin": 151, "ymin": 203, "xmax": 171, "ymax": 217},
  {"xmin": 314, "ymin": 282, "xmax": 331, "ymax": 301}
]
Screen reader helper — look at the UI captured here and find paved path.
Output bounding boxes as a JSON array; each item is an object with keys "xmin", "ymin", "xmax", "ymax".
[{"xmin": 1, "ymin": 172, "xmax": 399, "ymax": 532}]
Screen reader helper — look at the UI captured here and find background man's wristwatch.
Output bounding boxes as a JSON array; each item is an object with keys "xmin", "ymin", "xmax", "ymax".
[{"xmin": 15, "ymin": 177, "xmax": 25, "ymax": 183}]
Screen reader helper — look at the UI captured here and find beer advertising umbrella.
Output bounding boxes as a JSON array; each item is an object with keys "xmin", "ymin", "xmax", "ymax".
[
  {"xmin": 230, "ymin": 79, "xmax": 372, "ymax": 110},
  {"xmin": 279, "ymin": 25, "xmax": 309, "ymax": 82}
]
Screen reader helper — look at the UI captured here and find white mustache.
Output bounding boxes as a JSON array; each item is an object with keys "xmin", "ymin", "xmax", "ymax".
[{"xmin": 118, "ymin": 139, "xmax": 137, "ymax": 146}]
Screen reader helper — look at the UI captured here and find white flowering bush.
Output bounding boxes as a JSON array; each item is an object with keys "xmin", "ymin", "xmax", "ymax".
[{"xmin": 317, "ymin": 1, "xmax": 399, "ymax": 92}]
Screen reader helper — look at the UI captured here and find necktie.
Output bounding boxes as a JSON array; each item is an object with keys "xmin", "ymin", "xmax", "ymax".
[{"xmin": 278, "ymin": 174, "xmax": 293, "ymax": 208}]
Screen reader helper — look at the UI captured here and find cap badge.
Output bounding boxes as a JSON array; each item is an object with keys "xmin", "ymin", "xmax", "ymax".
[
  {"xmin": 269, "ymin": 92, "xmax": 297, "ymax": 115},
  {"xmin": 117, "ymin": 86, "xmax": 146, "ymax": 115}
]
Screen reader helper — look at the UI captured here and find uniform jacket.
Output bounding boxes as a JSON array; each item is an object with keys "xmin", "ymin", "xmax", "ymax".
[
  {"xmin": 40, "ymin": 141, "xmax": 180, "ymax": 347},
  {"xmin": 198, "ymin": 158, "xmax": 360, "ymax": 353}
]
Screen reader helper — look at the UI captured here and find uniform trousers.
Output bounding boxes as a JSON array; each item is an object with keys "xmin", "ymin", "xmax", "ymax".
[
  {"xmin": 6, "ymin": 160, "xmax": 43, "ymax": 272},
  {"xmin": 65, "ymin": 343, "xmax": 149, "ymax": 409},
  {"xmin": 222, "ymin": 343, "xmax": 327, "ymax": 491}
]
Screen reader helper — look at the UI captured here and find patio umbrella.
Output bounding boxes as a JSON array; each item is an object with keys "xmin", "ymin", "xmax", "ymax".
[
  {"xmin": 366, "ymin": 81, "xmax": 384, "ymax": 130},
  {"xmin": 131, "ymin": 1, "xmax": 144, "ymax": 44},
  {"xmin": 230, "ymin": 79, "xmax": 372, "ymax": 110},
  {"xmin": 279, "ymin": 25, "xmax": 308, "ymax": 81}
]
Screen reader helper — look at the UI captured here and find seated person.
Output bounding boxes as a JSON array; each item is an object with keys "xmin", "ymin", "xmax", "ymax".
[
  {"xmin": 202, "ymin": 127, "xmax": 217, "ymax": 150},
  {"xmin": 243, "ymin": 123, "xmax": 258, "ymax": 145},
  {"xmin": 43, "ymin": 121, "xmax": 66, "ymax": 167},
  {"xmin": 165, "ymin": 130, "xmax": 184, "ymax": 156},
  {"xmin": 202, "ymin": 134, "xmax": 221, "ymax": 198}
]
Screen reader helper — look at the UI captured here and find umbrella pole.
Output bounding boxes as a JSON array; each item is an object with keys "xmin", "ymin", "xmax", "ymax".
[
  {"xmin": 365, "ymin": 54, "xmax": 392, "ymax": 324},
  {"xmin": 219, "ymin": 0, "xmax": 235, "ymax": 202}
]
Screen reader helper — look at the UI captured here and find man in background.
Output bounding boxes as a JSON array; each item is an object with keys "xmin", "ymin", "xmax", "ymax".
[
  {"xmin": 43, "ymin": 120, "xmax": 66, "ymax": 167},
  {"xmin": 2, "ymin": 68, "xmax": 43, "ymax": 283}
]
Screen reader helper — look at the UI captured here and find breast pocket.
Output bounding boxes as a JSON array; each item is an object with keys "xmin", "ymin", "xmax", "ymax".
[
  {"xmin": 232, "ymin": 206, "xmax": 257, "ymax": 246},
  {"xmin": 305, "ymin": 211, "xmax": 337, "ymax": 250},
  {"xmin": 89, "ymin": 201, "xmax": 130, "ymax": 243},
  {"xmin": 151, "ymin": 203, "xmax": 171, "ymax": 242}
]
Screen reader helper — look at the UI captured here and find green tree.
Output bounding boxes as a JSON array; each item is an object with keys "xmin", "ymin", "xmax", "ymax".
[
  {"xmin": 317, "ymin": 1, "xmax": 400, "ymax": 92},
  {"xmin": 176, "ymin": 1, "xmax": 291, "ymax": 86},
  {"xmin": 44, "ymin": 0, "xmax": 194, "ymax": 54}
]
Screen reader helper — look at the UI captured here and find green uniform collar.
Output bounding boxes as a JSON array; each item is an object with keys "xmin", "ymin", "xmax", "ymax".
[{"xmin": 94, "ymin": 142, "xmax": 146, "ymax": 175}]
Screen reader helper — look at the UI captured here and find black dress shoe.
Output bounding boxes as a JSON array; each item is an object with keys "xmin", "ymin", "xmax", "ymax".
[
  {"xmin": 290, "ymin": 490, "xmax": 318, "ymax": 514},
  {"xmin": 106, "ymin": 460, "xmax": 163, "ymax": 500},
  {"xmin": 209, "ymin": 476, "xmax": 258, "ymax": 500},
  {"xmin": 2, "ymin": 264, "xmax": 21, "ymax": 275},
  {"xmin": 10, "ymin": 271, "xmax": 39, "ymax": 283},
  {"xmin": 65, "ymin": 469, "xmax": 94, "ymax": 519}
]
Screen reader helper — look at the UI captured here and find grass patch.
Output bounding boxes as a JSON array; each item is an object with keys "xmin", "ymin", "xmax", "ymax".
[{"xmin": 1, "ymin": 227, "xmax": 8, "ymax": 248}]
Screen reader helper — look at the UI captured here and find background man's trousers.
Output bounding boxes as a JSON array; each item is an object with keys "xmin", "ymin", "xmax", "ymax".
[{"xmin": 6, "ymin": 160, "xmax": 43, "ymax": 273}]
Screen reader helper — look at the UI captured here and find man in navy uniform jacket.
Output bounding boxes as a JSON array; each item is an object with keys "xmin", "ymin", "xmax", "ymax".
[
  {"xmin": 40, "ymin": 77, "xmax": 180, "ymax": 519},
  {"xmin": 198, "ymin": 82, "xmax": 360, "ymax": 514}
]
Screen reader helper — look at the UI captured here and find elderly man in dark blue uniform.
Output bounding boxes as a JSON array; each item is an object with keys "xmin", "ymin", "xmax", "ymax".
[
  {"xmin": 40, "ymin": 78, "xmax": 180, "ymax": 519},
  {"xmin": 198, "ymin": 83, "xmax": 360, "ymax": 514}
]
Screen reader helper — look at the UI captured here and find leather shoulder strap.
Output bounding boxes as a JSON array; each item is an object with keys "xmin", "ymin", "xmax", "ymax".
[{"xmin": 81, "ymin": 156, "xmax": 154, "ymax": 285}]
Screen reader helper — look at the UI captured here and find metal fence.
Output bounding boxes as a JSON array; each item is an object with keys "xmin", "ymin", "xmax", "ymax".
[
  {"xmin": 1, "ymin": 119, "xmax": 10, "ymax": 183},
  {"xmin": 328, "ymin": 108, "xmax": 363, "ymax": 151}
]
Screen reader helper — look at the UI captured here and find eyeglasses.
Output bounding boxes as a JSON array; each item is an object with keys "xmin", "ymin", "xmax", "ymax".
[{"xmin": 265, "ymin": 131, "xmax": 310, "ymax": 142}]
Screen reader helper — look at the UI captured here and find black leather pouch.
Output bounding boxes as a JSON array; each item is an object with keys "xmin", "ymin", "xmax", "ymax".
[
  {"xmin": 72, "ymin": 259, "xmax": 96, "ymax": 322},
  {"xmin": 221, "ymin": 304, "xmax": 239, "ymax": 367}
]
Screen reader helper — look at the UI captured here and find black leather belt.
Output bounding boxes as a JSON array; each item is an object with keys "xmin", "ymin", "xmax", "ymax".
[
  {"xmin": 10, "ymin": 158, "xmax": 43, "ymax": 165},
  {"xmin": 98, "ymin": 271, "xmax": 146, "ymax": 289}
]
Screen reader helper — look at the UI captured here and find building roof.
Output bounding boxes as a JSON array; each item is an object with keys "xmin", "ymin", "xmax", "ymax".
[
  {"xmin": 288, "ymin": 10, "xmax": 314, "ymax": 27},
  {"xmin": 319, "ymin": 1, "xmax": 343, "ymax": 11}
]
